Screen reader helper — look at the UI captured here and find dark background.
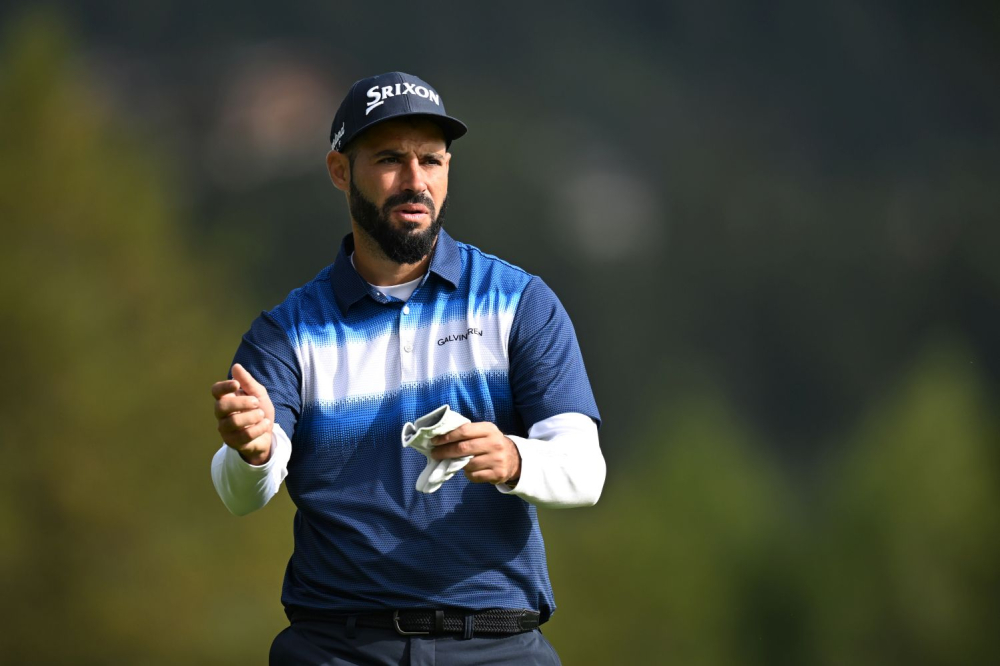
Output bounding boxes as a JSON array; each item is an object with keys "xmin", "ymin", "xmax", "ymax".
[{"xmin": 2, "ymin": 2, "xmax": 998, "ymax": 663}]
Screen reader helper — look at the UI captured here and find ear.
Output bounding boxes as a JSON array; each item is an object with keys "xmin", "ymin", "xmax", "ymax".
[{"xmin": 327, "ymin": 151, "xmax": 350, "ymax": 192}]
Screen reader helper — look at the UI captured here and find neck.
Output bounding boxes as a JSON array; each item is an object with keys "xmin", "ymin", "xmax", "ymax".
[{"xmin": 350, "ymin": 224, "xmax": 436, "ymax": 286}]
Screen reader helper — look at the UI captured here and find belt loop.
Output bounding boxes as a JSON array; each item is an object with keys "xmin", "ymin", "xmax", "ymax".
[
  {"xmin": 462, "ymin": 614, "xmax": 474, "ymax": 640},
  {"xmin": 434, "ymin": 610, "xmax": 445, "ymax": 633},
  {"xmin": 345, "ymin": 615, "xmax": 357, "ymax": 639}
]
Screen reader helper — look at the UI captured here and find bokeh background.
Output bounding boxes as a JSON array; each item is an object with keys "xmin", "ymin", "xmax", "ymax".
[{"xmin": 2, "ymin": 2, "xmax": 999, "ymax": 664}]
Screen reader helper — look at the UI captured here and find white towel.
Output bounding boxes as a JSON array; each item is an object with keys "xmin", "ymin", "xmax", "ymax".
[{"xmin": 401, "ymin": 405, "xmax": 472, "ymax": 493}]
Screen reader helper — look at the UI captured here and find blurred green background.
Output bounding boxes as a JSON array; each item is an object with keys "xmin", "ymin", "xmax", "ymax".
[{"xmin": 1, "ymin": 2, "xmax": 998, "ymax": 664}]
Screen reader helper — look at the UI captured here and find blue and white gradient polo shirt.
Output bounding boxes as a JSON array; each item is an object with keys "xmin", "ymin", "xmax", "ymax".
[{"xmin": 229, "ymin": 229, "xmax": 600, "ymax": 620}]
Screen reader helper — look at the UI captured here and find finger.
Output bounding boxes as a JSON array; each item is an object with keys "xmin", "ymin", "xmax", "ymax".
[
  {"xmin": 461, "ymin": 452, "xmax": 504, "ymax": 471},
  {"xmin": 432, "ymin": 423, "xmax": 494, "ymax": 446},
  {"xmin": 464, "ymin": 466, "xmax": 504, "ymax": 485},
  {"xmin": 231, "ymin": 364, "xmax": 268, "ymax": 399},
  {"xmin": 430, "ymin": 424, "xmax": 470, "ymax": 446},
  {"xmin": 218, "ymin": 409, "xmax": 267, "ymax": 435},
  {"xmin": 214, "ymin": 394, "xmax": 260, "ymax": 419},
  {"xmin": 430, "ymin": 437, "xmax": 491, "ymax": 460},
  {"xmin": 222, "ymin": 417, "xmax": 272, "ymax": 446},
  {"xmin": 460, "ymin": 446, "xmax": 518, "ymax": 484},
  {"xmin": 211, "ymin": 379, "xmax": 240, "ymax": 399},
  {"xmin": 233, "ymin": 430, "xmax": 273, "ymax": 461}
]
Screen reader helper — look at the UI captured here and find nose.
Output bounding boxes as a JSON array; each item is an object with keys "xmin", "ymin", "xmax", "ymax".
[{"xmin": 398, "ymin": 156, "xmax": 427, "ymax": 194}]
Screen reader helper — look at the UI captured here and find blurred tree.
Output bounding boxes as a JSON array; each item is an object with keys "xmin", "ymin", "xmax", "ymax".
[
  {"xmin": 0, "ymin": 11, "xmax": 293, "ymax": 664},
  {"xmin": 543, "ymin": 391, "xmax": 804, "ymax": 666},
  {"xmin": 542, "ymin": 347, "xmax": 999, "ymax": 665},
  {"xmin": 2, "ymin": 7, "xmax": 998, "ymax": 665},
  {"xmin": 809, "ymin": 343, "xmax": 1000, "ymax": 666}
]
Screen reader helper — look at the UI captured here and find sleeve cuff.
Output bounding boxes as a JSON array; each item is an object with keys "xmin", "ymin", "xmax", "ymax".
[
  {"xmin": 211, "ymin": 424, "xmax": 291, "ymax": 516},
  {"xmin": 494, "ymin": 412, "xmax": 605, "ymax": 508},
  {"xmin": 496, "ymin": 434, "xmax": 544, "ymax": 497}
]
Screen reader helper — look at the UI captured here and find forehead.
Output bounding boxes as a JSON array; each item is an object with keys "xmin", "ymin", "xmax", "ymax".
[{"xmin": 354, "ymin": 117, "xmax": 447, "ymax": 153}]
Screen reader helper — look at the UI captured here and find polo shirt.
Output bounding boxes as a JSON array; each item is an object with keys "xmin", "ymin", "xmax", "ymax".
[{"xmin": 225, "ymin": 229, "xmax": 600, "ymax": 621}]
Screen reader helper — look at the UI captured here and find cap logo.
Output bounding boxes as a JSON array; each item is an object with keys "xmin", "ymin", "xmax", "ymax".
[
  {"xmin": 365, "ymin": 82, "xmax": 441, "ymax": 116},
  {"xmin": 331, "ymin": 122, "xmax": 346, "ymax": 151}
]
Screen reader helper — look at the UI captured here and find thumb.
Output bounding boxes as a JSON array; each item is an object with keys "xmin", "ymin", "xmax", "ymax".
[{"xmin": 231, "ymin": 363, "xmax": 268, "ymax": 399}]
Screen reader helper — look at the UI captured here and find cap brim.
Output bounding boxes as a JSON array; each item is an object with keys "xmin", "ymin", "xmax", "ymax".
[
  {"xmin": 342, "ymin": 112, "xmax": 468, "ymax": 152},
  {"xmin": 430, "ymin": 115, "xmax": 468, "ymax": 142}
]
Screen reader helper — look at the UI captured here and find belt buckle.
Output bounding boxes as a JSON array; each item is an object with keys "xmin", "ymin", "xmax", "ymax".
[
  {"xmin": 392, "ymin": 610, "xmax": 430, "ymax": 636},
  {"xmin": 518, "ymin": 609, "xmax": 540, "ymax": 631}
]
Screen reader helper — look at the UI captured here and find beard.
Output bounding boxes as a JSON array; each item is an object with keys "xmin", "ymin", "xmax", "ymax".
[{"xmin": 349, "ymin": 179, "xmax": 448, "ymax": 265}]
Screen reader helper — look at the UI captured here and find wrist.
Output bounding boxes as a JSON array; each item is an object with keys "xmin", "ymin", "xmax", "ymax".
[
  {"xmin": 504, "ymin": 436, "xmax": 521, "ymax": 486},
  {"xmin": 239, "ymin": 445, "xmax": 272, "ymax": 466}
]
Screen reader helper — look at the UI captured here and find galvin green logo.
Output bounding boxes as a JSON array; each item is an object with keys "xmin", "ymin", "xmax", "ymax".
[{"xmin": 437, "ymin": 328, "xmax": 483, "ymax": 346}]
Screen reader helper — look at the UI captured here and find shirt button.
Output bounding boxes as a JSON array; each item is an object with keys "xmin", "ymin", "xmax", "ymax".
[
  {"xmin": 403, "ymin": 344, "xmax": 412, "ymax": 353},
  {"xmin": 402, "ymin": 306, "xmax": 410, "ymax": 315}
]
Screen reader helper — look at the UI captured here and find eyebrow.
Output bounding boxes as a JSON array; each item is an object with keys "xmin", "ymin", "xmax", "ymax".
[{"xmin": 373, "ymin": 149, "xmax": 445, "ymax": 160}]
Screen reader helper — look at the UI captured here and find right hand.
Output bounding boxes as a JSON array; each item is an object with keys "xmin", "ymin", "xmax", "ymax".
[{"xmin": 212, "ymin": 363, "xmax": 275, "ymax": 465}]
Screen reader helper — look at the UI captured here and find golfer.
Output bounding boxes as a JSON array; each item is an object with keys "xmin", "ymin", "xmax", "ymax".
[{"xmin": 210, "ymin": 71, "xmax": 605, "ymax": 665}]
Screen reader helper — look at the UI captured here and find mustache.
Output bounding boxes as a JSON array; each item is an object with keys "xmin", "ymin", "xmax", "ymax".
[{"xmin": 381, "ymin": 191, "xmax": 436, "ymax": 217}]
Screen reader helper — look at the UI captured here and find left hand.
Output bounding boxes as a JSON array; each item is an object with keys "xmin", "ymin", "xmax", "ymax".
[{"xmin": 431, "ymin": 422, "xmax": 521, "ymax": 485}]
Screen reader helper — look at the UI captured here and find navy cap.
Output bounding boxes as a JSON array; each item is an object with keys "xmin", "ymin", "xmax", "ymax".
[{"xmin": 330, "ymin": 72, "xmax": 468, "ymax": 152}]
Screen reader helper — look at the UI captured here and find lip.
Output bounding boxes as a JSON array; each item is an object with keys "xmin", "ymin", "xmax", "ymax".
[
  {"xmin": 392, "ymin": 203, "xmax": 431, "ymax": 223},
  {"xmin": 392, "ymin": 204, "xmax": 430, "ymax": 216}
]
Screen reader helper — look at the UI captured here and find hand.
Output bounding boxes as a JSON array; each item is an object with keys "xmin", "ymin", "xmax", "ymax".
[
  {"xmin": 430, "ymin": 422, "xmax": 521, "ymax": 485},
  {"xmin": 211, "ymin": 363, "xmax": 275, "ymax": 465}
]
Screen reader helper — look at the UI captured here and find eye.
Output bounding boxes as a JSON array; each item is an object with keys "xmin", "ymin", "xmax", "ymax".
[
  {"xmin": 379, "ymin": 156, "xmax": 399, "ymax": 164},
  {"xmin": 423, "ymin": 157, "xmax": 442, "ymax": 166}
]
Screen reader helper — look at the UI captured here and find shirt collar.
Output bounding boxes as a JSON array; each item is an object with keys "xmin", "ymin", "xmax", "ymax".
[
  {"xmin": 428, "ymin": 228, "xmax": 462, "ymax": 288},
  {"xmin": 329, "ymin": 228, "xmax": 462, "ymax": 312}
]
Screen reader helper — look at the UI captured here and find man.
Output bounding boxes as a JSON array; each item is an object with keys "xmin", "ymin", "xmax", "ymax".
[{"xmin": 210, "ymin": 71, "xmax": 605, "ymax": 665}]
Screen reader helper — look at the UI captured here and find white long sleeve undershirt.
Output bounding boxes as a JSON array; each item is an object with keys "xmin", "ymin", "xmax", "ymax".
[{"xmin": 211, "ymin": 412, "xmax": 604, "ymax": 515}]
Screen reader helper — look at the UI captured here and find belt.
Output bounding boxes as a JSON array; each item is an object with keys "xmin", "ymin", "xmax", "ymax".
[{"xmin": 286, "ymin": 606, "xmax": 541, "ymax": 637}]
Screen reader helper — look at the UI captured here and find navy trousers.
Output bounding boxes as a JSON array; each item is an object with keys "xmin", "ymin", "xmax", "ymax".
[{"xmin": 269, "ymin": 618, "xmax": 562, "ymax": 665}]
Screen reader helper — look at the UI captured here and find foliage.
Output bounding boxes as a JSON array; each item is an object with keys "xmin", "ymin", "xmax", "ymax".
[
  {"xmin": 542, "ymin": 348, "xmax": 999, "ymax": 665},
  {"xmin": 808, "ymin": 346, "xmax": 1000, "ymax": 666},
  {"xmin": 545, "ymin": 393, "xmax": 799, "ymax": 665},
  {"xmin": 0, "ymin": 13, "xmax": 293, "ymax": 664},
  {"xmin": 2, "ymin": 11, "xmax": 997, "ymax": 665}
]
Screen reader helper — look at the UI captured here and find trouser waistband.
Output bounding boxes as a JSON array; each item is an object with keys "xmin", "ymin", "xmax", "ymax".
[{"xmin": 285, "ymin": 606, "xmax": 541, "ymax": 637}]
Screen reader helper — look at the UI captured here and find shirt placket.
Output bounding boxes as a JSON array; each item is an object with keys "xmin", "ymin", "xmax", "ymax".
[{"xmin": 399, "ymin": 300, "xmax": 419, "ymax": 383}]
